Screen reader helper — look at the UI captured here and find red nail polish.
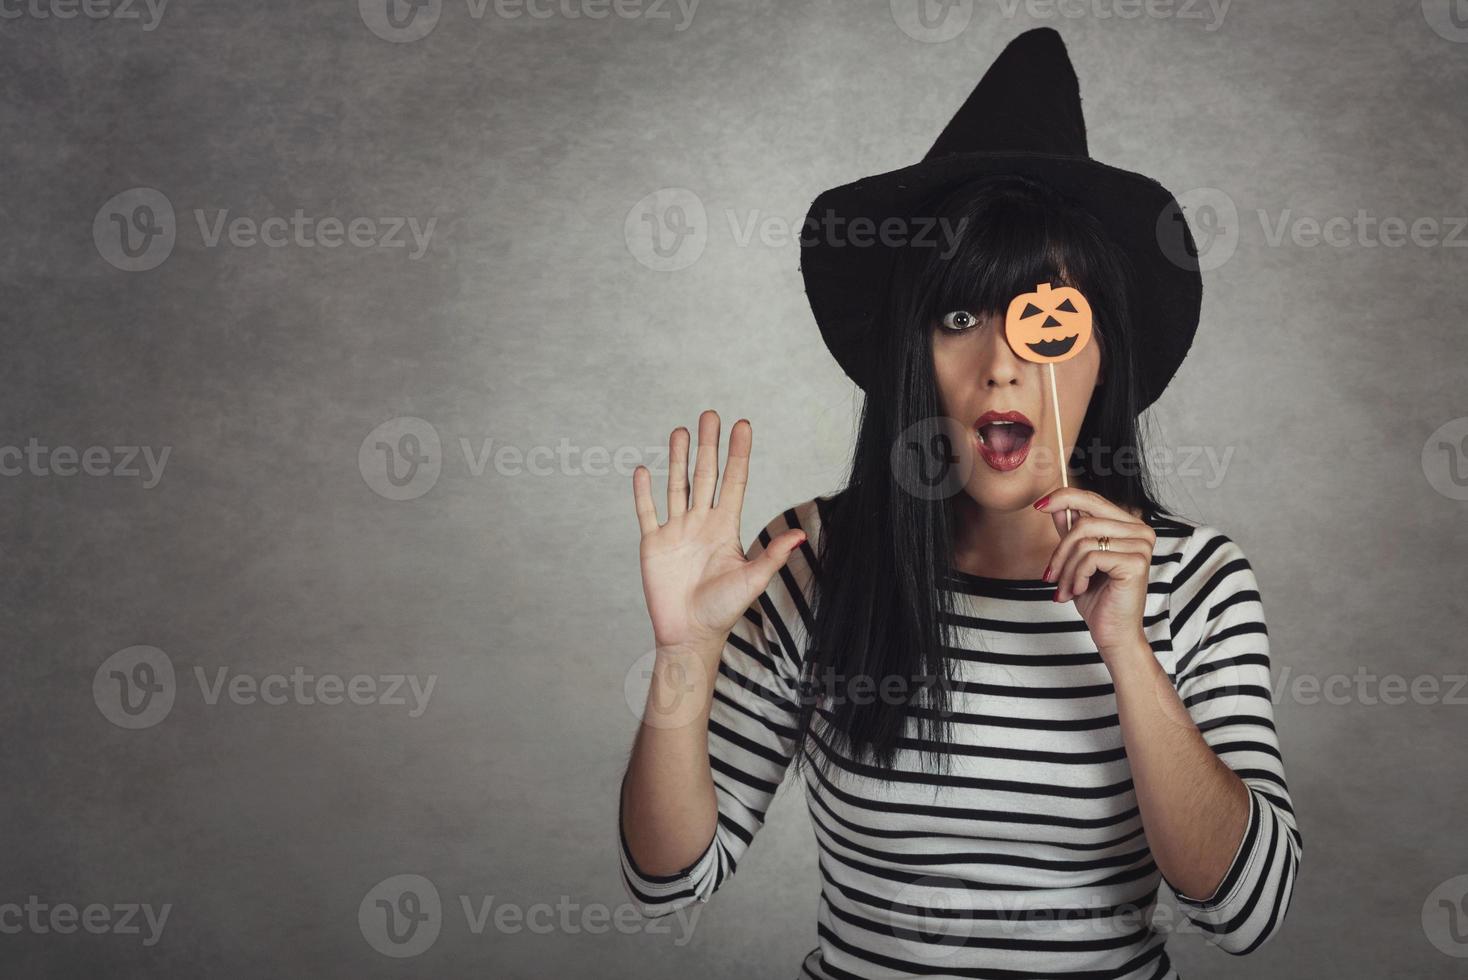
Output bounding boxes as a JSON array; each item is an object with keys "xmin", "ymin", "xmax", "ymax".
[
  {"xmin": 1034, "ymin": 495, "xmax": 1050, "ymax": 510},
  {"xmin": 1042, "ymin": 564, "xmax": 1051, "ymax": 581}
]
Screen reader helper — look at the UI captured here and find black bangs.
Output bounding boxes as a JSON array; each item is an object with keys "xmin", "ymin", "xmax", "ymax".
[{"xmin": 904, "ymin": 174, "xmax": 1124, "ymax": 353}]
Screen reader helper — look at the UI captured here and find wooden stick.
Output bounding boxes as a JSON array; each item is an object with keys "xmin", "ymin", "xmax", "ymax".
[{"xmin": 1047, "ymin": 362, "xmax": 1073, "ymax": 532}]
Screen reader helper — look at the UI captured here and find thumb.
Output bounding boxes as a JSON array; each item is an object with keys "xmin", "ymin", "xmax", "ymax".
[
  {"xmin": 742, "ymin": 528, "xmax": 807, "ymax": 598},
  {"xmin": 1048, "ymin": 504, "xmax": 1076, "ymax": 538}
]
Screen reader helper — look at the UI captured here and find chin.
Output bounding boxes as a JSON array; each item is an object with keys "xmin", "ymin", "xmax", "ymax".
[{"xmin": 959, "ymin": 476, "xmax": 1041, "ymax": 514}]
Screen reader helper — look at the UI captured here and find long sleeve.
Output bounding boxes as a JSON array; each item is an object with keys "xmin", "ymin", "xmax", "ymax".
[
  {"xmin": 1163, "ymin": 524, "xmax": 1303, "ymax": 955},
  {"xmin": 618, "ymin": 505, "xmax": 815, "ymax": 918}
]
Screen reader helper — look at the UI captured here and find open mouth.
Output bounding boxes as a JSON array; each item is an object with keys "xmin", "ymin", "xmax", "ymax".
[
  {"xmin": 1025, "ymin": 335, "xmax": 1079, "ymax": 358},
  {"xmin": 975, "ymin": 412, "xmax": 1035, "ymax": 472}
]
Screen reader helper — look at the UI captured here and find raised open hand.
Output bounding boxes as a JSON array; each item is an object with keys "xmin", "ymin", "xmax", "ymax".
[{"xmin": 632, "ymin": 410, "xmax": 806, "ymax": 656}]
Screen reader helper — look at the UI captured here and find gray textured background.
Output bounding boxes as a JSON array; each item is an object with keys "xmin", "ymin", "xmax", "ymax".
[{"xmin": 2, "ymin": 0, "xmax": 1466, "ymax": 977}]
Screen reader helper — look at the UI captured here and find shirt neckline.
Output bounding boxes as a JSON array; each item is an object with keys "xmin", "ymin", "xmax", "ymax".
[{"xmin": 941, "ymin": 568, "xmax": 1057, "ymax": 599}]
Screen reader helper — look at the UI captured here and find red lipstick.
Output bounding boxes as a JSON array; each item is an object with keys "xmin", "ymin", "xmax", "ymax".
[{"xmin": 973, "ymin": 410, "xmax": 1035, "ymax": 472}]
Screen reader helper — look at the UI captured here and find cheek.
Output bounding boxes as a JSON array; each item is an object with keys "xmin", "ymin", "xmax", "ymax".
[
  {"xmin": 930, "ymin": 338, "xmax": 965, "ymax": 408},
  {"xmin": 1056, "ymin": 349, "xmax": 1101, "ymax": 425}
]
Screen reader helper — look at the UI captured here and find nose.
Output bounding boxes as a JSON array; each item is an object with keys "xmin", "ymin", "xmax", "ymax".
[{"xmin": 979, "ymin": 320, "xmax": 1024, "ymax": 388}]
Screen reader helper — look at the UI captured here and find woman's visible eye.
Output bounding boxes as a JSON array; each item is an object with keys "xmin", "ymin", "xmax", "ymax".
[{"xmin": 940, "ymin": 310, "xmax": 977, "ymax": 332}]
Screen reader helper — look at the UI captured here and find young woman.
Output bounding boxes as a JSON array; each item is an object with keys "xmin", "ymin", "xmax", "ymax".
[{"xmin": 618, "ymin": 30, "xmax": 1300, "ymax": 980}]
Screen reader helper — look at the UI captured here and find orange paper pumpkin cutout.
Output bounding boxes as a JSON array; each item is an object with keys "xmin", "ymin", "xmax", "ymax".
[{"xmin": 1004, "ymin": 282, "xmax": 1093, "ymax": 364}]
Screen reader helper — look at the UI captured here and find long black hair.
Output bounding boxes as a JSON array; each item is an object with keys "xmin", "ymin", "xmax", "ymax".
[{"xmin": 796, "ymin": 174, "xmax": 1173, "ymax": 776}]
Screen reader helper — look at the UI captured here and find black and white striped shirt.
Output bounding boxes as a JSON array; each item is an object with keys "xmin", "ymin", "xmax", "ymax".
[{"xmin": 620, "ymin": 495, "xmax": 1301, "ymax": 978}]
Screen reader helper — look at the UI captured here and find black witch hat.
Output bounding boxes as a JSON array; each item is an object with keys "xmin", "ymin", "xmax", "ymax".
[{"xmin": 799, "ymin": 28, "xmax": 1202, "ymax": 413}]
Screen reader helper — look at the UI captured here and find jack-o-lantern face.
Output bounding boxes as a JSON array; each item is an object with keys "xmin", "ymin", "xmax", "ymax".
[{"xmin": 1004, "ymin": 282, "xmax": 1094, "ymax": 364}]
